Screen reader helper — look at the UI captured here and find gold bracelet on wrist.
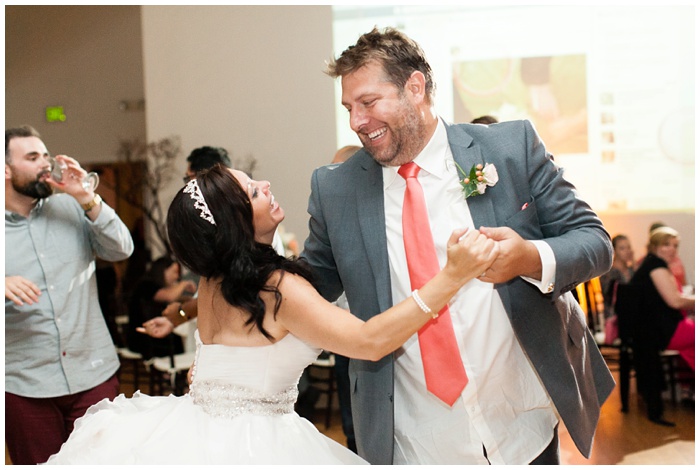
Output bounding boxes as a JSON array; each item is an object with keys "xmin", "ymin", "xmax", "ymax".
[{"xmin": 81, "ymin": 194, "xmax": 102, "ymax": 212}]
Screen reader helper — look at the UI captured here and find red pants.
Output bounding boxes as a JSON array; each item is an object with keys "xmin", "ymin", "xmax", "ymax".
[
  {"xmin": 668, "ymin": 317, "xmax": 695, "ymax": 370},
  {"xmin": 5, "ymin": 374, "xmax": 119, "ymax": 465}
]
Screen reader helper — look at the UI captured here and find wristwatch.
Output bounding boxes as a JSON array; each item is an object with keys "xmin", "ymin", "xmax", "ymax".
[{"xmin": 81, "ymin": 194, "xmax": 102, "ymax": 212}]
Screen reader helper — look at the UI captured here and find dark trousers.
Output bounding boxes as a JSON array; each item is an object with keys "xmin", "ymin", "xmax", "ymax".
[
  {"xmin": 529, "ymin": 424, "xmax": 560, "ymax": 464},
  {"xmin": 5, "ymin": 374, "xmax": 119, "ymax": 465},
  {"xmin": 482, "ymin": 423, "xmax": 559, "ymax": 464},
  {"xmin": 334, "ymin": 354, "xmax": 356, "ymax": 453},
  {"xmin": 633, "ymin": 344, "xmax": 666, "ymax": 420}
]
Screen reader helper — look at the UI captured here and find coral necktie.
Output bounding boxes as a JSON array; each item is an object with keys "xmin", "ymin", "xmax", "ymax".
[{"xmin": 398, "ymin": 162, "xmax": 468, "ymax": 406}]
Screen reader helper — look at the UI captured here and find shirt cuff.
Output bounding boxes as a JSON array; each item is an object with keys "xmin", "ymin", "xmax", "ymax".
[
  {"xmin": 521, "ymin": 240, "xmax": 556, "ymax": 294},
  {"xmin": 84, "ymin": 200, "xmax": 115, "ymax": 226}
]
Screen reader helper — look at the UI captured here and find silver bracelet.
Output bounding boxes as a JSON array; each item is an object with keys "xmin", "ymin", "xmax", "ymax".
[{"xmin": 411, "ymin": 290, "xmax": 438, "ymax": 319}]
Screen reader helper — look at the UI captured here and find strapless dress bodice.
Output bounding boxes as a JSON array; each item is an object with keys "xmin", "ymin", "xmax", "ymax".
[{"xmin": 189, "ymin": 330, "xmax": 322, "ymax": 419}]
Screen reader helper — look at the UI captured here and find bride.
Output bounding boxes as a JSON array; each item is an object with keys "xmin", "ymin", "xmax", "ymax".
[{"xmin": 45, "ymin": 164, "xmax": 497, "ymax": 464}]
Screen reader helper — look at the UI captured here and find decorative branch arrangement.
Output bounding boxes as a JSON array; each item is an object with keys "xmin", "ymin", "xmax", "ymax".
[{"xmin": 116, "ymin": 136, "xmax": 182, "ymax": 255}]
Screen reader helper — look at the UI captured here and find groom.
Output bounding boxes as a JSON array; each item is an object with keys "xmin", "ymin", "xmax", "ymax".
[{"xmin": 302, "ymin": 27, "xmax": 614, "ymax": 465}]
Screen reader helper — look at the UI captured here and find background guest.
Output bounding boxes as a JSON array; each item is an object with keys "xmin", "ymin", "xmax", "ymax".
[
  {"xmin": 637, "ymin": 222, "xmax": 687, "ymax": 289},
  {"xmin": 5, "ymin": 125, "xmax": 134, "ymax": 464},
  {"xmin": 628, "ymin": 226, "xmax": 694, "ymax": 426},
  {"xmin": 470, "ymin": 115, "xmax": 499, "ymax": 124},
  {"xmin": 183, "ymin": 145, "xmax": 231, "ymax": 182},
  {"xmin": 121, "ymin": 217, "xmax": 152, "ymax": 300},
  {"xmin": 600, "ymin": 234, "xmax": 635, "ymax": 320},
  {"xmin": 332, "ymin": 144, "xmax": 361, "ymax": 164},
  {"xmin": 127, "ymin": 255, "xmax": 196, "ymax": 359}
]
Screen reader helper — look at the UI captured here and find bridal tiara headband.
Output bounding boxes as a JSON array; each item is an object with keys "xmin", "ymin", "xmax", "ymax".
[{"xmin": 183, "ymin": 179, "xmax": 216, "ymax": 225}]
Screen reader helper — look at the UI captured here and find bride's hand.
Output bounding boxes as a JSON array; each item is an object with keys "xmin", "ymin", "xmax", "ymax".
[{"xmin": 443, "ymin": 228, "xmax": 499, "ymax": 285}]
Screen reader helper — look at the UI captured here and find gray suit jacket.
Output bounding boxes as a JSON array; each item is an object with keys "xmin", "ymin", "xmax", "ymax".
[{"xmin": 302, "ymin": 119, "xmax": 615, "ymax": 464}]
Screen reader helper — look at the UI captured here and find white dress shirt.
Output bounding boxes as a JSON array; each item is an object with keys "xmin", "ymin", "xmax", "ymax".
[{"xmin": 384, "ymin": 119, "xmax": 558, "ymax": 464}]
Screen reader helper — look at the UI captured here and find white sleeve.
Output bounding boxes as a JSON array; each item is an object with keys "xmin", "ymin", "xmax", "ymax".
[{"xmin": 521, "ymin": 240, "xmax": 556, "ymax": 294}]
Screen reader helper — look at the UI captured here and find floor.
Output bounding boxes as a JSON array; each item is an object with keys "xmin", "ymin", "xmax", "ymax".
[
  {"xmin": 6, "ymin": 354, "xmax": 695, "ymax": 465},
  {"xmin": 558, "ymin": 374, "xmax": 694, "ymax": 465},
  {"xmin": 305, "ymin": 360, "xmax": 695, "ymax": 465}
]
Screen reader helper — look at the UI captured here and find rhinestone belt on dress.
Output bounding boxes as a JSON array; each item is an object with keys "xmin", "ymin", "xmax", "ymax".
[{"xmin": 190, "ymin": 380, "xmax": 298, "ymax": 419}]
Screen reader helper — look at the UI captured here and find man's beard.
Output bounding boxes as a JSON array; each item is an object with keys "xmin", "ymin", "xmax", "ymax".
[
  {"xmin": 12, "ymin": 172, "xmax": 53, "ymax": 199},
  {"xmin": 363, "ymin": 95, "xmax": 428, "ymax": 167}
]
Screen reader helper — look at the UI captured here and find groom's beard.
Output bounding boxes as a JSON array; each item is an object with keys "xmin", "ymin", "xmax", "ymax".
[{"xmin": 12, "ymin": 171, "xmax": 53, "ymax": 199}]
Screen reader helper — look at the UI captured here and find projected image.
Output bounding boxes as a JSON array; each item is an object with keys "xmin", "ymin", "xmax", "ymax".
[{"xmin": 452, "ymin": 54, "xmax": 588, "ymax": 156}]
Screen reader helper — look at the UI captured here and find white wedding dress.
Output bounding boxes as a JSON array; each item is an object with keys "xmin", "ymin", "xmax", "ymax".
[{"xmin": 45, "ymin": 330, "xmax": 367, "ymax": 465}]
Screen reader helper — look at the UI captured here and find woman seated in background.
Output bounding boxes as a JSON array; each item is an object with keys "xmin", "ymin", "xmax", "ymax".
[
  {"xmin": 600, "ymin": 234, "xmax": 636, "ymax": 344},
  {"xmin": 629, "ymin": 226, "xmax": 694, "ymax": 426},
  {"xmin": 600, "ymin": 235, "xmax": 634, "ymax": 318},
  {"xmin": 600, "ymin": 234, "xmax": 635, "ymax": 318},
  {"xmin": 637, "ymin": 222, "xmax": 687, "ymax": 289},
  {"xmin": 45, "ymin": 165, "xmax": 497, "ymax": 464},
  {"xmin": 126, "ymin": 255, "xmax": 197, "ymax": 359}
]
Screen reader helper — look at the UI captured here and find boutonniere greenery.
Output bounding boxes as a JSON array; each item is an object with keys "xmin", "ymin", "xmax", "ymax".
[{"xmin": 455, "ymin": 162, "xmax": 499, "ymax": 199}]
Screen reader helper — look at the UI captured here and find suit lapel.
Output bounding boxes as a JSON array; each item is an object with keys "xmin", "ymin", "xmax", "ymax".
[
  {"xmin": 445, "ymin": 122, "xmax": 512, "ymax": 313},
  {"xmin": 446, "ymin": 123, "xmax": 498, "ymax": 230},
  {"xmin": 357, "ymin": 153, "xmax": 393, "ymax": 312}
]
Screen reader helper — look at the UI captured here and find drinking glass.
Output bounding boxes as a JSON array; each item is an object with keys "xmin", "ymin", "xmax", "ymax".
[{"xmin": 49, "ymin": 157, "xmax": 99, "ymax": 192}]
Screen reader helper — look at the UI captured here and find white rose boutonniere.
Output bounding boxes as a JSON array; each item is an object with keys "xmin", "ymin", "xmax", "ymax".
[{"xmin": 455, "ymin": 162, "xmax": 499, "ymax": 199}]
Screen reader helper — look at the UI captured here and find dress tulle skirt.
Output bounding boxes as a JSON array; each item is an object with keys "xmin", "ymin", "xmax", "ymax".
[{"xmin": 45, "ymin": 391, "xmax": 367, "ymax": 465}]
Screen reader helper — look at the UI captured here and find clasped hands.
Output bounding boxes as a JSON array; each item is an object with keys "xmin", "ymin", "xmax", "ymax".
[{"xmin": 448, "ymin": 226, "xmax": 542, "ymax": 285}]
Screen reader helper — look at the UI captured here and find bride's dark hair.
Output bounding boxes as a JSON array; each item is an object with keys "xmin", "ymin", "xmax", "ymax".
[{"xmin": 167, "ymin": 164, "xmax": 315, "ymax": 340}]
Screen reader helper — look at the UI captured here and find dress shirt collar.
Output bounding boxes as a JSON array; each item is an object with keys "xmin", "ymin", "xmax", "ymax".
[
  {"xmin": 5, "ymin": 197, "xmax": 45, "ymax": 222},
  {"xmin": 383, "ymin": 118, "xmax": 449, "ymax": 189}
]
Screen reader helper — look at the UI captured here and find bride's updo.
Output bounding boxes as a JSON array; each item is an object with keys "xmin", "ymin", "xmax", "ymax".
[{"xmin": 167, "ymin": 164, "xmax": 314, "ymax": 339}]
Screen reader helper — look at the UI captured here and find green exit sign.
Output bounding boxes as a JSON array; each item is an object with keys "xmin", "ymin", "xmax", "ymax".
[{"xmin": 46, "ymin": 106, "xmax": 66, "ymax": 122}]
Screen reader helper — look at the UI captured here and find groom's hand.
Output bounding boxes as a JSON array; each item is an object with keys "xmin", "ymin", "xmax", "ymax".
[{"xmin": 477, "ymin": 226, "xmax": 542, "ymax": 283}]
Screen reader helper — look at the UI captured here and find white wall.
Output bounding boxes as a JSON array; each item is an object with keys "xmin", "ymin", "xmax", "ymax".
[
  {"xmin": 5, "ymin": 6, "xmax": 146, "ymax": 162},
  {"xmin": 140, "ymin": 5, "xmax": 336, "ymax": 250}
]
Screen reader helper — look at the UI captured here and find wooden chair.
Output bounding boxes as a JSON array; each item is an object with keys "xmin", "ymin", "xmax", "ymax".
[
  {"xmin": 576, "ymin": 277, "xmax": 606, "ymax": 343},
  {"xmin": 576, "ymin": 278, "xmax": 621, "ymax": 369}
]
